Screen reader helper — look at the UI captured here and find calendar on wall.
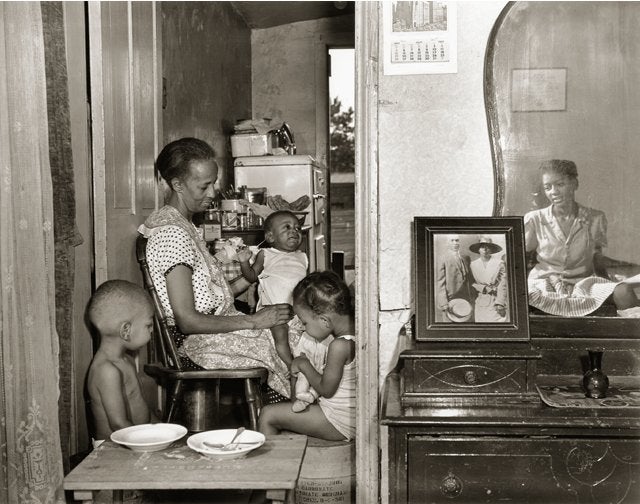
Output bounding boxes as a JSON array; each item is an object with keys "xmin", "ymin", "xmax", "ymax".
[{"xmin": 383, "ymin": 1, "xmax": 457, "ymax": 75}]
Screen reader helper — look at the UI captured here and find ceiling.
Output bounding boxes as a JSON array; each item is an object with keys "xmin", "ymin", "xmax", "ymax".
[{"xmin": 230, "ymin": 1, "xmax": 355, "ymax": 29}]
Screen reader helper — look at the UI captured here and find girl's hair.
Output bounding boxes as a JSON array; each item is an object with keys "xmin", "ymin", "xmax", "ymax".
[
  {"xmin": 155, "ymin": 137, "xmax": 216, "ymax": 187},
  {"xmin": 539, "ymin": 159, "xmax": 578, "ymax": 179},
  {"xmin": 293, "ymin": 271, "xmax": 353, "ymax": 317}
]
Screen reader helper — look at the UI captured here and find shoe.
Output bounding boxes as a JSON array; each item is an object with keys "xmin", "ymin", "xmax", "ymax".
[{"xmin": 617, "ymin": 306, "xmax": 640, "ymax": 318}]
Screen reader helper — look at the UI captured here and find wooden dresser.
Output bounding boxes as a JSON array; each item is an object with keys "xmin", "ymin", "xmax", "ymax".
[
  {"xmin": 383, "ymin": 217, "xmax": 640, "ymax": 503},
  {"xmin": 381, "ymin": 326, "xmax": 640, "ymax": 504}
]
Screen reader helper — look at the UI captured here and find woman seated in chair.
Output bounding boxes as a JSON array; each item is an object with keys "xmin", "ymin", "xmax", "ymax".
[
  {"xmin": 138, "ymin": 137, "xmax": 302, "ymax": 400},
  {"xmin": 525, "ymin": 159, "xmax": 640, "ymax": 318}
]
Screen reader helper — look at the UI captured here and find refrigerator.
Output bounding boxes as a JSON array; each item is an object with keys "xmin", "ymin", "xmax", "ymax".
[{"xmin": 234, "ymin": 155, "xmax": 329, "ymax": 272}]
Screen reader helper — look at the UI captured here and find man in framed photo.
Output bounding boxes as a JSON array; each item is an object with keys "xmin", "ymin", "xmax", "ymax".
[{"xmin": 435, "ymin": 234, "xmax": 473, "ymax": 322}]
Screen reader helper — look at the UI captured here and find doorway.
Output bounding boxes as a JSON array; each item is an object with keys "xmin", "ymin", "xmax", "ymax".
[{"xmin": 328, "ymin": 47, "xmax": 355, "ymax": 285}]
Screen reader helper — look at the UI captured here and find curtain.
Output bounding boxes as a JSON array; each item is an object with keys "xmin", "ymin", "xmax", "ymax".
[{"xmin": 0, "ymin": 2, "xmax": 66, "ymax": 502}]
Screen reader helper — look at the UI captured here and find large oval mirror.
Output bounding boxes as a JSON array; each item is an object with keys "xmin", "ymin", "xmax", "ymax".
[{"xmin": 485, "ymin": 1, "xmax": 640, "ymax": 336}]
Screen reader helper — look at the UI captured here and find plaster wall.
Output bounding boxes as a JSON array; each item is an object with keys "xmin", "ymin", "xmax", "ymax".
[
  {"xmin": 251, "ymin": 15, "xmax": 355, "ymax": 163},
  {"xmin": 377, "ymin": 2, "xmax": 508, "ymax": 378},
  {"xmin": 162, "ymin": 2, "xmax": 251, "ymax": 187}
]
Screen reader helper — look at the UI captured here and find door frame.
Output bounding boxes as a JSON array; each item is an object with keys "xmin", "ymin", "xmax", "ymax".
[{"xmin": 355, "ymin": 3, "xmax": 380, "ymax": 503}]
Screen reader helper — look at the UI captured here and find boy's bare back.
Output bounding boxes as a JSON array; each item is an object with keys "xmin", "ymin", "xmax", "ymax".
[
  {"xmin": 87, "ymin": 351, "xmax": 154, "ymax": 441},
  {"xmin": 85, "ymin": 280, "xmax": 158, "ymax": 442}
]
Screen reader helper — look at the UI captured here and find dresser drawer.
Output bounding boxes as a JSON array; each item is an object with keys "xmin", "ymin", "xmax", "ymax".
[
  {"xmin": 407, "ymin": 436, "xmax": 640, "ymax": 503},
  {"xmin": 403, "ymin": 358, "xmax": 529, "ymax": 394}
]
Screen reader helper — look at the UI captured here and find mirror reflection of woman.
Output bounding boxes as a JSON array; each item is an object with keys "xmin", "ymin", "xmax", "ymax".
[{"xmin": 524, "ymin": 160, "xmax": 640, "ymax": 318}]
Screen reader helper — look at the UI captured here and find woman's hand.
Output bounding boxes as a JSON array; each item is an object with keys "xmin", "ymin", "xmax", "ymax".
[{"xmin": 250, "ymin": 303, "xmax": 293, "ymax": 329}]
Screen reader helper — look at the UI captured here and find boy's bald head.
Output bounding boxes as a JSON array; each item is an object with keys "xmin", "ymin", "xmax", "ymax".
[{"xmin": 87, "ymin": 280, "xmax": 152, "ymax": 336}]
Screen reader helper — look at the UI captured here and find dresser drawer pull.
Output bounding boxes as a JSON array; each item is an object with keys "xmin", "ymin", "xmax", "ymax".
[
  {"xmin": 440, "ymin": 471, "xmax": 463, "ymax": 498},
  {"xmin": 463, "ymin": 370, "xmax": 478, "ymax": 385}
]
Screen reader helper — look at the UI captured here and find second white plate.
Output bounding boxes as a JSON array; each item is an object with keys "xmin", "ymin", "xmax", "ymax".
[{"xmin": 187, "ymin": 429, "xmax": 265, "ymax": 459}]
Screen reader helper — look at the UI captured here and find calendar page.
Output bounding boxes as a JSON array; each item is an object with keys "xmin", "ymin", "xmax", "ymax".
[{"xmin": 383, "ymin": 1, "xmax": 457, "ymax": 75}]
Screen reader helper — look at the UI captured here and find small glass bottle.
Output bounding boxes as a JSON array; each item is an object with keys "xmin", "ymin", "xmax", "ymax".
[
  {"xmin": 583, "ymin": 349, "xmax": 609, "ymax": 399},
  {"xmin": 202, "ymin": 207, "xmax": 222, "ymax": 242}
]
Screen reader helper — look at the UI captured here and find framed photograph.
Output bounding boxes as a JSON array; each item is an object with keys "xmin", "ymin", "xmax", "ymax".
[
  {"xmin": 511, "ymin": 68, "xmax": 567, "ymax": 112},
  {"xmin": 414, "ymin": 217, "xmax": 529, "ymax": 341}
]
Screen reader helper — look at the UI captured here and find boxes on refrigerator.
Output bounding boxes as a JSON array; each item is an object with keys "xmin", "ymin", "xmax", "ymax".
[{"xmin": 230, "ymin": 132, "xmax": 278, "ymax": 157}]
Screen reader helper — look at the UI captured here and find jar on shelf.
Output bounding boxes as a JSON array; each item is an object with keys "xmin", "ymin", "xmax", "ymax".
[{"xmin": 202, "ymin": 208, "xmax": 222, "ymax": 241}]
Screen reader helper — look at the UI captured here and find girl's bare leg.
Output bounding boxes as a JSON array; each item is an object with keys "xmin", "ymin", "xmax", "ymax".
[{"xmin": 258, "ymin": 403, "xmax": 345, "ymax": 441}]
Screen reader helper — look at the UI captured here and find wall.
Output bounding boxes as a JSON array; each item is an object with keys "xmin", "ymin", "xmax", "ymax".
[
  {"xmin": 251, "ymin": 15, "xmax": 355, "ymax": 164},
  {"xmin": 377, "ymin": 2, "xmax": 508, "ymax": 378},
  {"xmin": 162, "ymin": 2, "xmax": 252, "ymax": 188}
]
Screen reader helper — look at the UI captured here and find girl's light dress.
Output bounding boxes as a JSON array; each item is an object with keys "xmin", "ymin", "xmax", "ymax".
[
  {"xmin": 524, "ymin": 204, "xmax": 618, "ymax": 317},
  {"xmin": 318, "ymin": 335, "xmax": 356, "ymax": 440}
]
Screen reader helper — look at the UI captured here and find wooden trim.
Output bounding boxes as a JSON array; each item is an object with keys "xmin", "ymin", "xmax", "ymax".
[
  {"xmin": 127, "ymin": 1, "xmax": 136, "ymax": 213},
  {"xmin": 88, "ymin": 2, "xmax": 108, "ymax": 285},
  {"xmin": 483, "ymin": 1, "xmax": 514, "ymax": 217},
  {"xmin": 355, "ymin": 3, "xmax": 379, "ymax": 503},
  {"xmin": 152, "ymin": 0, "xmax": 162, "ymax": 210},
  {"xmin": 64, "ymin": 0, "xmax": 93, "ymax": 457},
  {"xmin": 314, "ymin": 32, "xmax": 354, "ymax": 168}
]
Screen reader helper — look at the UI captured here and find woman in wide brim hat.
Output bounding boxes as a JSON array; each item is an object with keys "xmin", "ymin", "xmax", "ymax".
[
  {"xmin": 469, "ymin": 236, "xmax": 508, "ymax": 322},
  {"xmin": 469, "ymin": 236, "xmax": 502, "ymax": 255}
]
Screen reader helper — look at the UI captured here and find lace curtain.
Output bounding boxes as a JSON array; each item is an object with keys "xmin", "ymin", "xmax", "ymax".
[{"xmin": 0, "ymin": 2, "xmax": 65, "ymax": 502}]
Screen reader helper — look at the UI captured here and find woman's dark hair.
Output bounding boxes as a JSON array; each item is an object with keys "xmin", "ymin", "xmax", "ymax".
[
  {"xmin": 293, "ymin": 271, "xmax": 353, "ymax": 317},
  {"xmin": 539, "ymin": 159, "xmax": 578, "ymax": 179},
  {"xmin": 155, "ymin": 137, "xmax": 216, "ymax": 187}
]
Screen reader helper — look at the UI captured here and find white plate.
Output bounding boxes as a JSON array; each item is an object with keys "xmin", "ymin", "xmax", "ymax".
[
  {"xmin": 110, "ymin": 423, "xmax": 187, "ymax": 452},
  {"xmin": 187, "ymin": 429, "xmax": 265, "ymax": 460}
]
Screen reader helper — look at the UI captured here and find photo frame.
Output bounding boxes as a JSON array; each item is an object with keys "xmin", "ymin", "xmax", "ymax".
[
  {"xmin": 414, "ymin": 217, "xmax": 529, "ymax": 341},
  {"xmin": 511, "ymin": 67, "xmax": 567, "ymax": 112}
]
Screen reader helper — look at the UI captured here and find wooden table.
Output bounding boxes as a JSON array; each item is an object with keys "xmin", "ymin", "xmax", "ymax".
[{"xmin": 63, "ymin": 434, "xmax": 308, "ymax": 504}]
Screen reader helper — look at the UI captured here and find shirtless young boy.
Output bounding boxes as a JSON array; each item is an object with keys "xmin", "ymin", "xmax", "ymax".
[{"xmin": 86, "ymin": 280, "xmax": 159, "ymax": 446}]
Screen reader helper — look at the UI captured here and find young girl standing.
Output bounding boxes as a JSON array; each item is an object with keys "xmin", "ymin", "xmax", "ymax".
[{"xmin": 258, "ymin": 271, "xmax": 356, "ymax": 441}]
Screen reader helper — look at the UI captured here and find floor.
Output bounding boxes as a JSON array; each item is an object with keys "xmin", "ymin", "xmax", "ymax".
[
  {"xmin": 84, "ymin": 488, "xmax": 268, "ymax": 503},
  {"xmin": 136, "ymin": 489, "xmax": 267, "ymax": 503}
]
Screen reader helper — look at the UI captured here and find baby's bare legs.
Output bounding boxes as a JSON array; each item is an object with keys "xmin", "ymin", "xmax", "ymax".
[
  {"xmin": 270, "ymin": 324, "xmax": 293, "ymax": 368},
  {"xmin": 258, "ymin": 402, "xmax": 345, "ymax": 441}
]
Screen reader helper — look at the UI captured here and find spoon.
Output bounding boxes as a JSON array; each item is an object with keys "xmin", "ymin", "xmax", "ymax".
[
  {"xmin": 203, "ymin": 441, "xmax": 259, "ymax": 448},
  {"xmin": 203, "ymin": 427, "xmax": 246, "ymax": 451}
]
